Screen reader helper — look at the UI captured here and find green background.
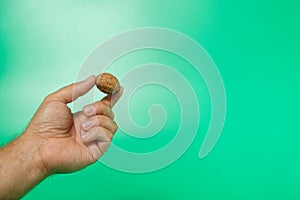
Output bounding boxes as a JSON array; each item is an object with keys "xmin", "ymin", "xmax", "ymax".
[{"xmin": 1, "ymin": 0, "xmax": 300, "ymax": 199}]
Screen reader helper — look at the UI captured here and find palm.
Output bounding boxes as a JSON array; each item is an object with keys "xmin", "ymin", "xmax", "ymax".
[{"xmin": 27, "ymin": 101, "xmax": 92, "ymax": 173}]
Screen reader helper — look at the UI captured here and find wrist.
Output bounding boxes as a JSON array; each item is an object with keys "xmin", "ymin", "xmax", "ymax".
[
  {"xmin": 18, "ymin": 131, "xmax": 50, "ymax": 178},
  {"xmin": 0, "ymin": 132, "xmax": 49, "ymax": 199}
]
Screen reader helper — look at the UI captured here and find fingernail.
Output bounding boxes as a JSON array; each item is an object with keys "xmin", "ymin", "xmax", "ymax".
[
  {"xmin": 84, "ymin": 105, "xmax": 94, "ymax": 115},
  {"xmin": 82, "ymin": 120, "xmax": 92, "ymax": 130},
  {"xmin": 81, "ymin": 132, "xmax": 90, "ymax": 141}
]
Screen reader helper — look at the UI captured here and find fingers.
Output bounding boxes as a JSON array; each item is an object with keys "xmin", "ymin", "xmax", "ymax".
[
  {"xmin": 81, "ymin": 115, "xmax": 118, "ymax": 133},
  {"xmin": 81, "ymin": 126, "xmax": 113, "ymax": 143},
  {"xmin": 81, "ymin": 125, "xmax": 114, "ymax": 160},
  {"xmin": 85, "ymin": 142, "xmax": 102, "ymax": 160},
  {"xmin": 80, "ymin": 114, "xmax": 118, "ymax": 160},
  {"xmin": 101, "ymin": 86, "xmax": 124, "ymax": 107},
  {"xmin": 82, "ymin": 86, "xmax": 123, "ymax": 118},
  {"xmin": 45, "ymin": 75, "xmax": 96, "ymax": 104},
  {"xmin": 83, "ymin": 101, "xmax": 114, "ymax": 119},
  {"xmin": 85, "ymin": 141, "xmax": 111, "ymax": 160},
  {"xmin": 79, "ymin": 85, "xmax": 123, "ymax": 160}
]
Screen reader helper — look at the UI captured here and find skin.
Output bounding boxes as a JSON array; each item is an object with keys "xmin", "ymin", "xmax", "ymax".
[{"xmin": 0, "ymin": 75, "xmax": 123, "ymax": 199}]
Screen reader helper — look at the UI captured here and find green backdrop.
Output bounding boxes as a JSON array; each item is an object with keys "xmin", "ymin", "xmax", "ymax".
[{"xmin": 0, "ymin": 0, "xmax": 299, "ymax": 199}]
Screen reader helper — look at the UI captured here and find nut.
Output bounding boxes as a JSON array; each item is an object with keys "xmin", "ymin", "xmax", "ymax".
[{"xmin": 96, "ymin": 73, "xmax": 120, "ymax": 94}]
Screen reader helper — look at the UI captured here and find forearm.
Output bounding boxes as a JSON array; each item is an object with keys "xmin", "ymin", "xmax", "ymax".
[{"xmin": 0, "ymin": 133, "xmax": 48, "ymax": 199}]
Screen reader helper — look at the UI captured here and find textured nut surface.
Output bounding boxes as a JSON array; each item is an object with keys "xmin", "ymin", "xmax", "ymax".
[{"xmin": 96, "ymin": 73, "xmax": 120, "ymax": 94}]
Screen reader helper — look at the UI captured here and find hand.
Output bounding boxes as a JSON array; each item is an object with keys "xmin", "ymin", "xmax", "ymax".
[{"xmin": 24, "ymin": 75, "xmax": 123, "ymax": 174}]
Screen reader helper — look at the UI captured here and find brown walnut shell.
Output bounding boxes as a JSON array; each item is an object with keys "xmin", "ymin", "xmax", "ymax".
[{"xmin": 96, "ymin": 73, "xmax": 120, "ymax": 94}]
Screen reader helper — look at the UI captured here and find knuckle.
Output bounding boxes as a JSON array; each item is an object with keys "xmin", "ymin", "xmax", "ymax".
[
  {"xmin": 107, "ymin": 108, "xmax": 114, "ymax": 118},
  {"xmin": 111, "ymin": 111, "xmax": 115, "ymax": 119},
  {"xmin": 44, "ymin": 94, "xmax": 54, "ymax": 102},
  {"xmin": 97, "ymin": 101, "xmax": 107, "ymax": 110},
  {"xmin": 96, "ymin": 115, "xmax": 103, "ymax": 126},
  {"xmin": 113, "ymin": 121, "xmax": 118, "ymax": 132},
  {"xmin": 107, "ymin": 132, "xmax": 113, "ymax": 141}
]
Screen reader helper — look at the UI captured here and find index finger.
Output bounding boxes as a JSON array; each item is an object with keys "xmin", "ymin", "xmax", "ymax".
[{"xmin": 101, "ymin": 86, "xmax": 124, "ymax": 107}]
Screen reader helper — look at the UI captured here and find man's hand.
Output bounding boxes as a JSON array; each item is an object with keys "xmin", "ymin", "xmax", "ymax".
[
  {"xmin": 26, "ymin": 75, "xmax": 123, "ymax": 174},
  {"xmin": 0, "ymin": 75, "xmax": 123, "ymax": 199}
]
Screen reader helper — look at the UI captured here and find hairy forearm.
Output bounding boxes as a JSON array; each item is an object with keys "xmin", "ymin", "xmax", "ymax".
[{"xmin": 0, "ymin": 133, "xmax": 48, "ymax": 199}]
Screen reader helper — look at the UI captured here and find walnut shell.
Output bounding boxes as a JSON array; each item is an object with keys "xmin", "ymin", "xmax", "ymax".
[{"xmin": 96, "ymin": 73, "xmax": 120, "ymax": 94}]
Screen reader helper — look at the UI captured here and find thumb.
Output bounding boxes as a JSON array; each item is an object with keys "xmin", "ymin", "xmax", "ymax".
[{"xmin": 46, "ymin": 75, "xmax": 96, "ymax": 104}]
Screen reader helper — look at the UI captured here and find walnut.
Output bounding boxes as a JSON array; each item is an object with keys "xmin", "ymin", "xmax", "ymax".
[{"xmin": 96, "ymin": 73, "xmax": 120, "ymax": 94}]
